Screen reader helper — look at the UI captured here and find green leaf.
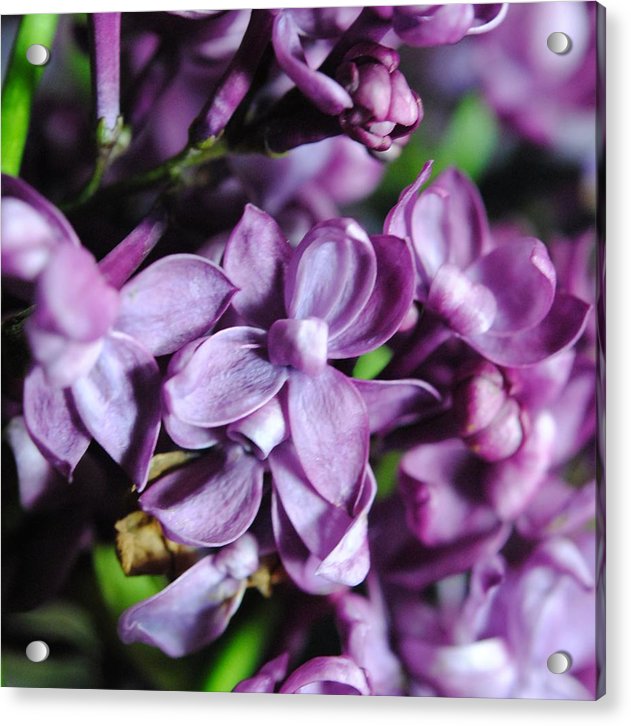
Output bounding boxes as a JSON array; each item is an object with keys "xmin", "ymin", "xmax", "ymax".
[
  {"xmin": 201, "ymin": 600, "xmax": 279, "ymax": 693},
  {"xmin": 92, "ymin": 544, "xmax": 166, "ymax": 618},
  {"xmin": 374, "ymin": 450, "xmax": 403, "ymax": 500},
  {"xmin": 1, "ymin": 14, "xmax": 59, "ymax": 175},
  {"xmin": 352, "ymin": 346, "xmax": 393, "ymax": 380}
]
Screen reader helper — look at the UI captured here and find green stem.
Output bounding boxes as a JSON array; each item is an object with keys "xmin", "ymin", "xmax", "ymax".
[{"xmin": 1, "ymin": 14, "xmax": 59, "ymax": 175}]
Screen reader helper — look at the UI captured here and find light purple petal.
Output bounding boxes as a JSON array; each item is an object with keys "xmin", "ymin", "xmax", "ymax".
[
  {"xmin": 234, "ymin": 653, "xmax": 290, "ymax": 693},
  {"xmin": 328, "ymin": 234, "xmax": 415, "ymax": 357},
  {"xmin": 222, "ymin": 204, "xmax": 292, "ymax": 327},
  {"xmin": 279, "ymin": 656, "xmax": 370, "ymax": 695},
  {"xmin": 393, "ymin": 4, "xmax": 475, "ymax": 47},
  {"xmin": 352, "ymin": 377, "xmax": 440, "ymax": 434},
  {"xmin": 71, "ymin": 331, "xmax": 161, "ymax": 489},
  {"xmin": 287, "ymin": 367, "xmax": 369, "ymax": 510},
  {"xmin": 383, "ymin": 160, "xmax": 433, "ymax": 241},
  {"xmin": 118, "ymin": 555, "xmax": 245, "ymax": 657},
  {"xmin": 285, "ymin": 219, "xmax": 376, "ymax": 339},
  {"xmin": 163, "ymin": 411, "xmax": 220, "ymax": 450},
  {"xmin": 140, "ymin": 446, "xmax": 263, "ymax": 547},
  {"xmin": 116, "ymin": 254, "xmax": 236, "ymax": 356},
  {"xmin": 466, "ymin": 238, "xmax": 557, "ymax": 333},
  {"xmin": 23, "ymin": 366, "xmax": 91, "ymax": 479},
  {"xmin": 467, "ymin": 293, "xmax": 591, "ymax": 366},
  {"xmin": 227, "ymin": 396, "xmax": 287, "ymax": 459},
  {"xmin": 272, "ymin": 12, "xmax": 353, "ymax": 116},
  {"xmin": 32, "ymin": 244, "xmax": 119, "ymax": 342},
  {"xmin": 164, "ymin": 327, "xmax": 288, "ymax": 427}
]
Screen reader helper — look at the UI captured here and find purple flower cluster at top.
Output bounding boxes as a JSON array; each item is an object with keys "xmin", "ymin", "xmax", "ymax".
[{"xmin": 2, "ymin": 3, "xmax": 601, "ymax": 701}]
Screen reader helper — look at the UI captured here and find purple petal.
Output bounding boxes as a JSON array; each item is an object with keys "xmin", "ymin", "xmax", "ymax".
[
  {"xmin": 163, "ymin": 411, "xmax": 220, "ymax": 450},
  {"xmin": 287, "ymin": 367, "xmax": 369, "ymax": 510},
  {"xmin": 285, "ymin": 219, "xmax": 377, "ymax": 339},
  {"xmin": 31, "ymin": 244, "xmax": 119, "ymax": 342},
  {"xmin": 352, "ymin": 377, "xmax": 440, "ymax": 434},
  {"xmin": 23, "ymin": 366, "xmax": 91, "ymax": 479},
  {"xmin": 118, "ymin": 555, "xmax": 245, "ymax": 657},
  {"xmin": 116, "ymin": 254, "xmax": 236, "ymax": 356},
  {"xmin": 466, "ymin": 238, "xmax": 557, "ymax": 333},
  {"xmin": 468, "ymin": 4, "xmax": 509, "ymax": 35},
  {"xmin": 268, "ymin": 317, "xmax": 329, "ymax": 376},
  {"xmin": 90, "ymin": 13, "xmax": 121, "ymax": 133},
  {"xmin": 227, "ymin": 396, "xmax": 287, "ymax": 460},
  {"xmin": 140, "ymin": 446, "xmax": 263, "ymax": 548},
  {"xmin": 467, "ymin": 293, "xmax": 591, "ymax": 366},
  {"xmin": 279, "ymin": 656, "xmax": 370, "ymax": 695},
  {"xmin": 71, "ymin": 332, "xmax": 161, "ymax": 489},
  {"xmin": 328, "ymin": 234, "xmax": 416, "ymax": 357},
  {"xmin": 234, "ymin": 653, "xmax": 290, "ymax": 693},
  {"xmin": 393, "ymin": 4, "xmax": 475, "ymax": 47},
  {"xmin": 272, "ymin": 12, "xmax": 353, "ymax": 115},
  {"xmin": 222, "ymin": 204, "xmax": 292, "ymax": 327},
  {"xmin": 517, "ymin": 479, "xmax": 596, "ymax": 540},
  {"xmin": 163, "ymin": 327, "xmax": 288, "ymax": 427},
  {"xmin": 4, "ymin": 416, "xmax": 64, "ymax": 510},
  {"xmin": 400, "ymin": 440, "xmax": 498, "ymax": 546},
  {"xmin": 383, "ymin": 161, "xmax": 433, "ymax": 241}
]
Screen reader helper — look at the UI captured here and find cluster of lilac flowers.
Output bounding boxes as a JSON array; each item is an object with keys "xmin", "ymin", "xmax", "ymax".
[{"xmin": 2, "ymin": 4, "xmax": 603, "ymax": 698}]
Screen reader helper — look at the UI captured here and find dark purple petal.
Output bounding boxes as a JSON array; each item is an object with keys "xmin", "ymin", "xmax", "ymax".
[
  {"xmin": 234, "ymin": 653, "xmax": 290, "ymax": 693},
  {"xmin": 352, "ymin": 377, "xmax": 440, "ymax": 434},
  {"xmin": 71, "ymin": 332, "xmax": 161, "ymax": 489},
  {"xmin": 164, "ymin": 327, "xmax": 288, "ymax": 427},
  {"xmin": 466, "ymin": 238, "xmax": 557, "ymax": 333},
  {"xmin": 279, "ymin": 656, "xmax": 370, "ymax": 695},
  {"xmin": 383, "ymin": 161, "xmax": 433, "ymax": 242},
  {"xmin": 222, "ymin": 204, "xmax": 292, "ymax": 327},
  {"xmin": 287, "ymin": 366, "xmax": 369, "ymax": 510},
  {"xmin": 118, "ymin": 554, "xmax": 247, "ymax": 657},
  {"xmin": 285, "ymin": 218, "xmax": 376, "ymax": 339},
  {"xmin": 467, "ymin": 293, "xmax": 591, "ymax": 367},
  {"xmin": 140, "ymin": 446, "xmax": 263, "ymax": 547},
  {"xmin": 23, "ymin": 366, "xmax": 91, "ymax": 479},
  {"xmin": 272, "ymin": 12, "xmax": 353, "ymax": 116},
  {"xmin": 116, "ymin": 254, "xmax": 236, "ymax": 356},
  {"xmin": 328, "ymin": 234, "xmax": 415, "ymax": 358}
]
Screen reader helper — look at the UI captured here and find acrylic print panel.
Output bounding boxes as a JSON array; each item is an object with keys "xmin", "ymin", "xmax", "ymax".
[{"xmin": 1, "ymin": 1, "xmax": 605, "ymax": 699}]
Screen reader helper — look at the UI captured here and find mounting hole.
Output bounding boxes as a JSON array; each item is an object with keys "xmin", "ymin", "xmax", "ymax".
[
  {"xmin": 26, "ymin": 44, "xmax": 50, "ymax": 66},
  {"xmin": 547, "ymin": 32, "xmax": 572, "ymax": 55},
  {"xmin": 26, "ymin": 640, "xmax": 50, "ymax": 663},
  {"xmin": 547, "ymin": 651, "xmax": 572, "ymax": 674}
]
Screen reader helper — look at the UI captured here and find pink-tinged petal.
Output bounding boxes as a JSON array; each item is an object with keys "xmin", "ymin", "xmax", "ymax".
[
  {"xmin": 71, "ymin": 332, "xmax": 161, "ymax": 489},
  {"xmin": 517, "ymin": 479, "xmax": 596, "ymax": 540},
  {"xmin": 116, "ymin": 254, "xmax": 236, "ymax": 356},
  {"xmin": 393, "ymin": 4, "xmax": 475, "ymax": 47},
  {"xmin": 140, "ymin": 446, "xmax": 263, "ymax": 548},
  {"xmin": 4, "ymin": 416, "xmax": 64, "ymax": 510},
  {"xmin": 164, "ymin": 327, "xmax": 288, "ymax": 427},
  {"xmin": 328, "ymin": 234, "xmax": 415, "ymax": 357},
  {"xmin": 23, "ymin": 366, "xmax": 91, "ymax": 479},
  {"xmin": 466, "ymin": 238, "xmax": 557, "ymax": 333},
  {"xmin": 32, "ymin": 245, "xmax": 119, "ymax": 342},
  {"xmin": 400, "ymin": 440, "xmax": 498, "ymax": 547},
  {"xmin": 484, "ymin": 413, "xmax": 556, "ymax": 520},
  {"xmin": 530, "ymin": 537, "xmax": 594, "ymax": 590},
  {"xmin": 25, "ymin": 324, "xmax": 104, "ymax": 387},
  {"xmin": 467, "ymin": 293, "xmax": 591, "ymax": 367},
  {"xmin": 285, "ymin": 219, "xmax": 377, "ymax": 338},
  {"xmin": 287, "ymin": 367, "xmax": 369, "ymax": 510},
  {"xmin": 271, "ymin": 490, "xmax": 344, "ymax": 595},
  {"xmin": 272, "ymin": 12, "xmax": 353, "ymax": 116},
  {"xmin": 234, "ymin": 653, "xmax": 290, "ymax": 693},
  {"xmin": 468, "ymin": 4, "xmax": 509, "ymax": 35},
  {"xmin": 1, "ymin": 175, "xmax": 80, "ymax": 282},
  {"xmin": 222, "ymin": 204, "xmax": 292, "ymax": 327},
  {"xmin": 279, "ymin": 656, "xmax": 370, "ymax": 695},
  {"xmin": 352, "ymin": 378, "xmax": 440, "ymax": 434},
  {"xmin": 98, "ymin": 211, "xmax": 166, "ymax": 289},
  {"xmin": 118, "ymin": 555, "xmax": 245, "ymax": 657},
  {"xmin": 399, "ymin": 638, "xmax": 517, "ymax": 698},
  {"xmin": 383, "ymin": 160, "xmax": 433, "ymax": 241},
  {"xmin": 428, "ymin": 263, "xmax": 497, "ymax": 336},
  {"xmin": 227, "ymin": 396, "xmax": 287, "ymax": 459}
]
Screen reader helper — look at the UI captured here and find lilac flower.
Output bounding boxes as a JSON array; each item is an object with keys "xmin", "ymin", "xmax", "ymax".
[
  {"xmin": 90, "ymin": 13, "xmax": 122, "ymax": 140},
  {"xmin": 385, "ymin": 162, "xmax": 591, "ymax": 367},
  {"xmin": 234, "ymin": 652, "xmax": 370, "ymax": 695},
  {"xmin": 4, "ymin": 178, "xmax": 235, "ymax": 487},
  {"xmin": 119, "ymin": 534, "xmax": 259, "ymax": 657},
  {"xmin": 164, "ymin": 204, "xmax": 415, "ymax": 512}
]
